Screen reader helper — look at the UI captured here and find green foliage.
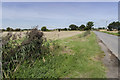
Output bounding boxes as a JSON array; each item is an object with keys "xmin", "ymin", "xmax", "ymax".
[
  {"xmin": 107, "ymin": 21, "xmax": 120, "ymax": 31},
  {"xmin": 6, "ymin": 27, "xmax": 13, "ymax": 31},
  {"xmin": 13, "ymin": 32, "xmax": 105, "ymax": 78},
  {"xmin": 69, "ymin": 24, "xmax": 78, "ymax": 30},
  {"xmin": 101, "ymin": 31, "xmax": 120, "ymax": 36},
  {"xmin": 14, "ymin": 28, "xmax": 21, "ymax": 31},
  {"xmin": 63, "ymin": 28, "xmax": 67, "ymax": 31},
  {"xmin": 2, "ymin": 29, "xmax": 5, "ymax": 31},
  {"xmin": 2, "ymin": 27, "xmax": 49, "ymax": 78},
  {"xmin": 79, "ymin": 31, "xmax": 91, "ymax": 38},
  {"xmin": 3, "ymin": 27, "xmax": 21, "ymax": 31},
  {"xmin": 98, "ymin": 27, "xmax": 106, "ymax": 29},
  {"xmin": 79, "ymin": 24, "xmax": 85, "ymax": 30},
  {"xmin": 86, "ymin": 21, "xmax": 94, "ymax": 30},
  {"xmin": 41, "ymin": 26, "xmax": 48, "ymax": 31}
]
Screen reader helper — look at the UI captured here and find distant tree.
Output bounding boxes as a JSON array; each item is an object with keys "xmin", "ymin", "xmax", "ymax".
[
  {"xmin": 107, "ymin": 21, "xmax": 120, "ymax": 31},
  {"xmin": 6, "ymin": 27, "xmax": 13, "ymax": 31},
  {"xmin": 41, "ymin": 26, "xmax": 47, "ymax": 31},
  {"xmin": 58, "ymin": 28, "xmax": 61, "ymax": 32},
  {"xmin": 79, "ymin": 24, "xmax": 85, "ymax": 30},
  {"xmin": 64, "ymin": 28, "xmax": 67, "ymax": 31},
  {"xmin": 2, "ymin": 29, "xmax": 5, "ymax": 31},
  {"xmin": 92, "ymin": 27, "xmax": 97, "ymax": 30},
  {"xmin": 86, "ymin": 22, "xmax": 94, "ymax": 30},
  {"xmin": 68, "ymin": 28, "xmax": 71, "ymax": 31},
  {"xmin": 15, "ymin": 28, "xmax": 21, "ymax": 31},
  {"xmin": 98, "ymin": 27, "xmax": 106, "ymax": 29},
  {"xmin": 102, "ymin": 27, "xmax": 106, "ymax": 29},
  {"xmin": 84, "ymin": 27, "xmax": 89, "ymax": 30},
  {"xmin": 116, "ymin": 22, "xmax": 120, "ymax": 30},
  {"xmin": 69, "ymin": 24, "xmax": 78, "ymax": 30},
  {"xmin": 61, "ymin": 28, "xmax": 68, "ymax": 31}
]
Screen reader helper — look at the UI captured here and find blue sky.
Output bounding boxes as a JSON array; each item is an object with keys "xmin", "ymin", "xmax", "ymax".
[
  {"xmin": 2, "ymin": 2, "xmax": 118, "ymax": 29},
  {"xmin": 2, "ymin": 0, "xmax": 120, "ymax": 2}
]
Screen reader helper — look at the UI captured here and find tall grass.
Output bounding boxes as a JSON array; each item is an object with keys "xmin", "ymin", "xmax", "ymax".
[
  {"xmin": 2, "ymin": 28, "xmax": 56, "ymax": 78},
  {"xmin": 12, "ymin": 31, "xmax": 105, "ymax": 78}
]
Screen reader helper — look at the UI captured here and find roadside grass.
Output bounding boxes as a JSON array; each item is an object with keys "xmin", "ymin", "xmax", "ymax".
[
  {"xmin": 13, "ymin": 32, "xmax": 106, "ymax": 78},
  {"xmin": 101, "ymin": 31, "xmax": 120, "ymax": 36}
]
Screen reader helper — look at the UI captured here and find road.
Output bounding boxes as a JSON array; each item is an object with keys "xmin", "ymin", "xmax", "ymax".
[{"xmin": 93, "ymin": 31, "xmax": 119, "ymax": 60}]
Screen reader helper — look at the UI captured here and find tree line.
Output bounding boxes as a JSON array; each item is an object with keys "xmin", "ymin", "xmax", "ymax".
[
  {"xmin": 1, "ymin": 27, "xmax": 32, "ymax": 31},
  {"xmin": 41, "ymin": 21, "xmax": 94, "ymax": 31},
  {"xmin": 2, "ymin": 21, "xmax": 120, "ymax": 31}
]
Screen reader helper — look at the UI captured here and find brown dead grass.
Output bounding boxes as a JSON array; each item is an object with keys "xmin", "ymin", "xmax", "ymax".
[
  {"xmin": 107, "ymin": 31, "xmax": 118, "ymax": 33},
  {"xmin": 3, "ymin": 31, "xmax": 83, "ymax": 40},
  {"xmin": 43, "ymin": 31, "xmax": 83, "ymax": 40}
]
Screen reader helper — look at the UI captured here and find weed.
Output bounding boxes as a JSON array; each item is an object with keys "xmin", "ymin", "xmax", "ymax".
[{"xmin": 2, "ymin": 27, "xmax": 52, "ymax": 78}]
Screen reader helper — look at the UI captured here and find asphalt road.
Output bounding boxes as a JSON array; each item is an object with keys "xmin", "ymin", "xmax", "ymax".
[{"xmin": 93, "ymin": 31, "xmax": 119, "ymax": 60}]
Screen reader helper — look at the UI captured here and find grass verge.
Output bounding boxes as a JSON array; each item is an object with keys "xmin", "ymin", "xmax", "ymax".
[
  {"xmin": 13, "ymin": 32, "xmax": 106, "ymax": 78},
  {"xmin": 101, "ymin": 31, "xmax": 120, "ymax": 36}
]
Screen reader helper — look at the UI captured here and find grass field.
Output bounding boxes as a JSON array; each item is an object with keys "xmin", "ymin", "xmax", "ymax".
[
  {"xmin": 101, "ymin": 31, "xmax": 120, "ymax": 36},
  {"xmin": 13, "ymin": 31, "xmax": 106, "ymax": 78}
]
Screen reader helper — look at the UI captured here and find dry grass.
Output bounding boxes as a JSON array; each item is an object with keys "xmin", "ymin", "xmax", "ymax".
[
  {"xmin": 43, "ymin": 31, "xmax": 83, "ymax": 40},
  {"xmin": 107, "ymin": 31, "xmax": 118, "ymax": 33},
  {"xmin": 2, "ymin": 31, "xmax": 83, "ymax": 40}
]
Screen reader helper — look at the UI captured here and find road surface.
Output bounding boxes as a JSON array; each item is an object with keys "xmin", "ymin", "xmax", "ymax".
[{"xmin": 93, "ymin": 31, "xmax": 119, "ymax": 60}]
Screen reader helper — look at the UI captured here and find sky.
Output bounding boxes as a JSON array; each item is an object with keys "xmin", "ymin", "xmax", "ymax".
[
  {"xmin": 2, "ymin": 2, "xmax": 118, "ymax": 29},
  {"xmin": 2, "ymin": 0, "xmax": 120, "ymax": 2}
]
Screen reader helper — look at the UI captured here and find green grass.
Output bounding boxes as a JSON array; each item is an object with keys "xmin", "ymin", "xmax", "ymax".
[
  {"xmin": 13, "ymin": 32, "xmax": 106, "ymax": 78},
  {"xmin": 101, "ymin": 31, "xmax": 120, "ymax": 36}
]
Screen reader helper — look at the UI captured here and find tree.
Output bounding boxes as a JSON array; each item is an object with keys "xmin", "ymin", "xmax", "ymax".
[
  {"xmin": 86, "ymin": 22, "xmax": 94, "ymax": 30},
  {"xmin": 41, "ymin": 26, "xmax": 47, "ymax": 31},
  {"xmin": 64, "ymin": 28, "xmax": 67, "ymax": 31},
  {"xmin": 15, "ymin": 28, "xmax": 21, "ymax": 31},
  {"xmin": 79, "ymin": 24, "xmax": 85, "ymax": 30},
  {"xmin": 58, "ymin": 28, "xmax": 61, "ymax": 32},
  {"xmin": 6, "ymin": 27, "xmax": 13, "ymax": 31},
  {"xmin": 69, "ymin": 24, "xmax": 78, "ymax": 30},
  {"xmin": 107, "ymin": 21, "xmax": 120, "ymax": 31},
  {"xmin": 98, "ymin": 27, "xmax": 106, "ymax": 29},
  {"xmin": 2, "ymin": 29, "xmax": 5, "ymax": 31}
]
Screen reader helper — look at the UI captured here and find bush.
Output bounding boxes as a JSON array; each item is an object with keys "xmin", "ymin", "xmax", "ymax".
[{"xmin": 2, "ymin": 27, "xmax": 50, "ymax": 78}]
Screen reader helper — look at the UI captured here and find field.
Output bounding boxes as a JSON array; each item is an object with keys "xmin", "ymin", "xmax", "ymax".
[
  {"xmin": 7, "ymin": 31, "xmax": 105, "ymax": 78},
  {"xmin": 101, "ymin": 31, "xmax": 119, "ymax": 36},
  {"xmin": 43, "ymin": 31, "xmax": 83, "ymax": 40},
  {"xmin": 2, "ymin": 31, "xmax": 83, "ymax": 40}
]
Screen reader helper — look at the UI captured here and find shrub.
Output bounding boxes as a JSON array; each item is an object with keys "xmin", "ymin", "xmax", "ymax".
[{"xmin": 2, "ymin": 27, "xmax": 50, "ymax": 78}]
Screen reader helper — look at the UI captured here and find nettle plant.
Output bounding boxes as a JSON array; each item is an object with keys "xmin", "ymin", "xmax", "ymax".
[{"xmin": 2, "ymin": 27, "xmax": 51, "ymax": 78}]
